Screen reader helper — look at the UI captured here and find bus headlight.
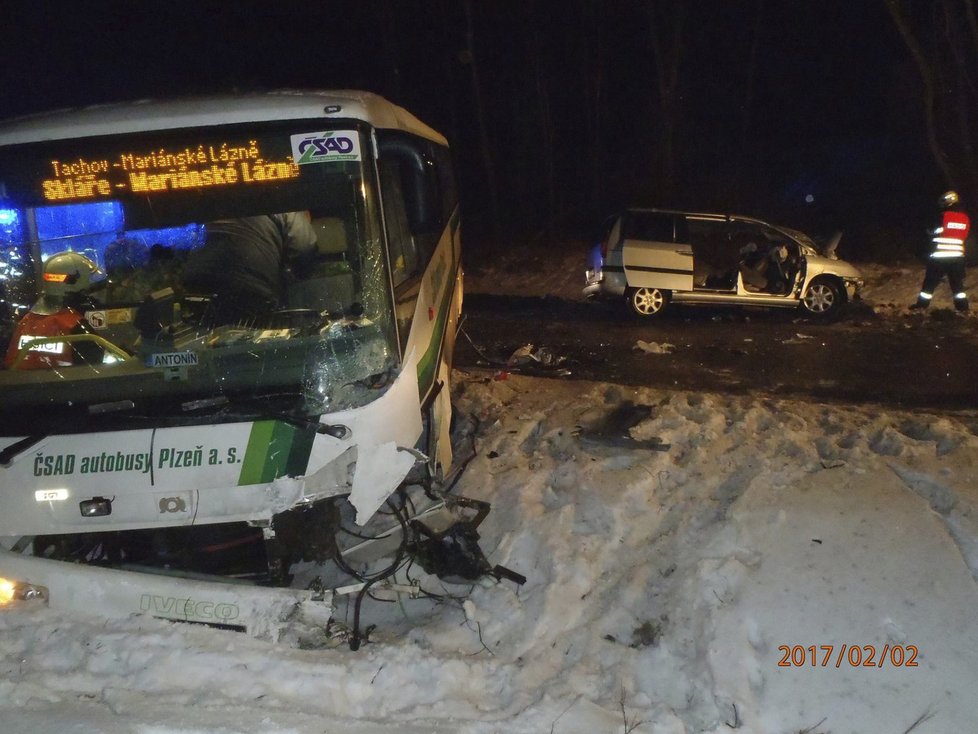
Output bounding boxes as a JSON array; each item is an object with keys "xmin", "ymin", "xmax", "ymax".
[{"xmin": 0, "ymin": 577, "xmax": 49, "ymax": 605}]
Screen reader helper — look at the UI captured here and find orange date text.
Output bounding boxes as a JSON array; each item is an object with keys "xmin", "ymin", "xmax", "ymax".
[{"xmin": 777, "ymin": 644, "xmax": 918, "ymax": 668}]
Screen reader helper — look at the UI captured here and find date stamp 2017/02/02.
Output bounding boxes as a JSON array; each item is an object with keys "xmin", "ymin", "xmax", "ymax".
[{"xmin": 778, "ymin": 644, "xmax": 919, "ymax": 669}]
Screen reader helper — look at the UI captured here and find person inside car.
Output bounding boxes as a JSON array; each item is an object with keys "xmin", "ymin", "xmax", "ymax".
[
  {"xmin": 739, "ymin": 240, "xmax": 768, "ymax": 290},
  {"xmin": 766, "ymin": 244, "xmax": 791, "ymax": 294}
]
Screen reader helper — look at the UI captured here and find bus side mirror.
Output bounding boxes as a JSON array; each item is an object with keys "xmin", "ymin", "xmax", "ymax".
[{"xmin": 378, "ymin": 135, "xmax": 440, "ymax": 236}]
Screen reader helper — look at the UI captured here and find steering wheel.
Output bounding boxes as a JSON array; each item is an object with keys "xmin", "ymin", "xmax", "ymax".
[{"xmin": 264, "ymin": 308, "xmax": 324, "ymax": 329}]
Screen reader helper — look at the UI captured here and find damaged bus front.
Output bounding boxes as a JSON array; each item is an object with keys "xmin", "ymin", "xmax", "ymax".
[{"xmin": 0, "ymin": 91, "xmax": 475, "ymax": 640}]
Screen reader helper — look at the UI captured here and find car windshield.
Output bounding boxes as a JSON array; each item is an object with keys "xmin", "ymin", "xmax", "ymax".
[
  {"xmin": 0, "ymin": 120, "xmax": 398, "ymax": 434},
  {"xmin": 769, "ymin": 223, "xmax": 818, "ymax": 252}
]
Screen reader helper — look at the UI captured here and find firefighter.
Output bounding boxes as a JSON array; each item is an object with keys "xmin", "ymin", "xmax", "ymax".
[
  {"xmin": 3, "ymin": 251, "xmax": 107, "ymax": 369},
  {"xmin": 912, "ymin": 190, "xmax": 971, "ymax": 312}
]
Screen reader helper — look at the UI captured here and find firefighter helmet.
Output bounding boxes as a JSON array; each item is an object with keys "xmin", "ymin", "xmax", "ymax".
[
  {"xmin": 40, "ymin": 251, "xmax": 107, "ymax": 299},
  {"xmin": 941, "ymin": 190, "xmax": 960, "ymax": 209}
]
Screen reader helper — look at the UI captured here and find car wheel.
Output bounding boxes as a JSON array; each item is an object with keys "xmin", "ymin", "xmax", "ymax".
[
  {"xmin": 802, "ymin": 278, "xmax": 843, "ymax": 317},
  {"xmin": 629, "ymin": 287, "xmax": 669, "ymax": 317}
]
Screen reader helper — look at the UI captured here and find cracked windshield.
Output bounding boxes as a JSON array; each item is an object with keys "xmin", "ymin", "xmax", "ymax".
[{"xmin": 0, "ymin": 122, "xmax": 398, "ymax": 431}]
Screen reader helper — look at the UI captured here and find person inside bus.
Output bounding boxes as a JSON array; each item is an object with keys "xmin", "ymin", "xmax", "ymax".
[
  {"xmin": 3, "ymin": 251, "xmax": 107, "ymax": 369},
  {"xmin": 103, "ymin": 235, "xmax": 150, "ymax": 303},
  {"xmin": 181, "ymin": 211, "xmax": 318, "ymax": 324}
]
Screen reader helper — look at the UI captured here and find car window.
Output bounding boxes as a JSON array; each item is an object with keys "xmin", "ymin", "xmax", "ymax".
[
  {"xmin": 688, "ymin": 218, "xmax": 736, "ymax": 267},
  {"xmin": 728, "ymin": 221, "xmax": 763, "ymax": 241},
  {"xmin": 674, "ymin": 215, "xmax": 690, "ymax": 243},
  {"xmin": 731, "ymin": 221, "xmax": 784, "ymax": 245},
  {"xmin": 623, "ymin": 211, "xmax": 674, "ymax": 242},
  {"xmin": 607, "ymin": 217, "xmax": 622, "ymax": 250},
  {"xmin": 687, "ymin": 218, "xmax": 731, "ymax": 248},
  {"xmin": 760, "ymin": 224, "xmax": 786, "ymax": 243},
  {"xmin": 728, "ymin": 221, "xmax": 802, "ymax": 265}
]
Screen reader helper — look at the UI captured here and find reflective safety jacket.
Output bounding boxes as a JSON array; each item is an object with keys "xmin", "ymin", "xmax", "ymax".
[
  {"xmin": 930, "ymin": 208, "xmax": 971, "ymax": 259},
  {"xmin": 3, "ymin": 308, "xmax": 84, "ymax": 369}
]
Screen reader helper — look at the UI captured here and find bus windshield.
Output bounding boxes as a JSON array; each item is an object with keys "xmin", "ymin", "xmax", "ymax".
[{"xmin": 0, "ymin": 120, "xmax": 398, "ymax": 434}]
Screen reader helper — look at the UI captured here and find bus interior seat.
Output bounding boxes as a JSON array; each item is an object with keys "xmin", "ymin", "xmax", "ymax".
[
  {"xmin": 288, "ymin": 217, "xmax": 356, "ymax": 314},
  {"xmin": 313, "ymin": 217, "xmax": 349, "ymax": 258}
]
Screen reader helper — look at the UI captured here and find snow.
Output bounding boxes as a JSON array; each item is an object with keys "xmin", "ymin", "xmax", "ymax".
[{"xmin": 3, "ymin": 257, "xmax": 978, "ymax": 732}]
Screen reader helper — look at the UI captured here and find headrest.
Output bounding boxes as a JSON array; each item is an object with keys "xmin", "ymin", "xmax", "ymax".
[{"xmin": 314, "ymin": 217, "xmax": 348, "ymax": 255}]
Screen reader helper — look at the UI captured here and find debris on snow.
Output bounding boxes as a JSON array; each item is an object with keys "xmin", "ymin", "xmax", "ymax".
[
  {"xmin": 782, "ymin": 333, "xmax": 818, "ymax": 345},
  {"xmin": 574, "ymin": 400, "xmax": 670, "ymax": 451},
  {"xmin": 506, "ymin": 343, "xmax": 571, "ymax": 376},
  {"xmin": 634, "ymin": 340, "xmax": 675, "ymax": 354},
  {"xmin": 3, "ymin": 373, "xmax": 978, "ymax": 734}
]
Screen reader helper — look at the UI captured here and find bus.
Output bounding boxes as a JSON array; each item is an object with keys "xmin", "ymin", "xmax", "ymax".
[{"xmin": 0, "ymin": 91, "xmax": 466, "ymax": 638}]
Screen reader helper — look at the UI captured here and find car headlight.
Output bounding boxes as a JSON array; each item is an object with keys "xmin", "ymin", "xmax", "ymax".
[{"xmin": 0, "ymin": 577, "xmax": 49, "ymax": 605}]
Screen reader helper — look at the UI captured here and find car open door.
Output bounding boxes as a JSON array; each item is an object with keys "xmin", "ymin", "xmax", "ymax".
[{"xmin": 620, "ymin": 210, "xmax": 694, "ymax": 291}]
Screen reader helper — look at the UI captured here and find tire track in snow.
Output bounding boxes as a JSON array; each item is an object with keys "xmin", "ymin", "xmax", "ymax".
[{"xmin": 889, "ymin": 463, "xmax": 978, "ymax": 586}]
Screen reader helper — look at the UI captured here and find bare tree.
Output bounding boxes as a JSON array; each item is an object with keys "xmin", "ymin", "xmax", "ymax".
[
  {"xmin": 885, "ymin": 0, "xmax": 956, "ymax": 187},
  {"xmin": 579, "ymin": 0, "xmax": 607, "ymax": 216},
  {"xmin": 738, "ymin": 0, "xmax": 765, "ymax": 181},
  {"xmin": 645, "ymin": 0, "xmax": 686, "ymax": 199},
  {"xmin": 523, "ymin": 1, "xmax": 558, "ymax": 233},
  {"xmin": 462, "ymin": 0, "xmax": 501, "ymax": 232},
  {"xmin": 885, "ymin": 0, "xmax": 978, "ymax": 199},
  {"xmin": 376, "ymin": 0, "xmax": 403, "ymax": 101}
]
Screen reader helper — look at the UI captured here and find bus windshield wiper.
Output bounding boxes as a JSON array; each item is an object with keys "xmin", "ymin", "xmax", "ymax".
[
  {"xmin": 88, "ymin": 399, "xmax": 136, "ymax": 415},
  {"xmin": 217, "ymin": 394, "xmax": 349, "ymax": 438},
  {"xmin": 0, "ymin": 434, "xmax": 48, "ymax": 468}
]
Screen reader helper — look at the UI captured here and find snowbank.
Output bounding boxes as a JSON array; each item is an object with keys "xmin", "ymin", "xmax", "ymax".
[{"xmin": 2, "ymin": 373, "xmax": 978, "ymax": 733}]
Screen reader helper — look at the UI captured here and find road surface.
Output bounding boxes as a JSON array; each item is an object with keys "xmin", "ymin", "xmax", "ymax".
[{"xmin": 455, "ymin": 294, "xmax": 978, "ymax": 411}]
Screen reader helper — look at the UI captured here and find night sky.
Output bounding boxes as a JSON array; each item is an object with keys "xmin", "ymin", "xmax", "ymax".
[{"xmin": 0, "ymin": 1, "xmax": 947, "ymax": 259}]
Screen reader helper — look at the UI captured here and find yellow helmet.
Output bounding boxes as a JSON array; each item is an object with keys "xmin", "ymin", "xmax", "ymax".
[
  {"xmin": 941, "ymin": 190, "xmax": 960, "ymax": 209},
  {"xmin": 41, "ymin": 251, "xmax": 106, "ymax": 299}
]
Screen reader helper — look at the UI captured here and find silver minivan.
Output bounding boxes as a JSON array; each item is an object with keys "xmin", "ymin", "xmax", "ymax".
[{"xmin": 584, "ymin": 208, "xmax": 863, "ymax": 318}]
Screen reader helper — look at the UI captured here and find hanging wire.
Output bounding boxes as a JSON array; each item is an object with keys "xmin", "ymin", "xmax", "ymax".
[{"xmin": 349, "ymin": 496, "xmax": 410, "ymax": 651}]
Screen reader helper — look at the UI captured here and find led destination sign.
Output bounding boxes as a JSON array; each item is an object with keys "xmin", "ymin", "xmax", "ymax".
[{"xmin": 41, "ymin": 139, "xmax": 301, "ymax": 202}]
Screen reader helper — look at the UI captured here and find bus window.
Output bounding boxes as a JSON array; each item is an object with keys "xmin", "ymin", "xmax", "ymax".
[
  {"xmin": 0, "ymin": 119, "xmax": 400, "ymax": 422},
  {"xmin": 380, "ymin": 160, "xmax": 422, "ymax": 353},
  {"xmin": 380, "ymin": 161, "xmax": 419, "ymax": 286}
]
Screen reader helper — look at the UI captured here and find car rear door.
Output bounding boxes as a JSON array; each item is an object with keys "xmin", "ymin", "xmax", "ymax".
[{"xmin": 620, "ymin": 211, "xmax": 694, "ymax": 291}]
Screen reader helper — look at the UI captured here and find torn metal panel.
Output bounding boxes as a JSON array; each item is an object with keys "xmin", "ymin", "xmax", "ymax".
[
  {"xmin": 434, "ymin": 360, "xmax": 454, "ymax": 473},
  {"xmin": 320, "ymin": 351, "xmax": 424, "ymax": 523},
  {"xmin": 350, "ymin": 441, "xmax": 417, "ymax": 525}
]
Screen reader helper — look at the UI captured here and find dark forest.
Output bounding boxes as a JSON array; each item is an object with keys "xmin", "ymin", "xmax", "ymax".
[{"xmin": 4, "ymin": 1, "xmax": 978, "ymax": 261}]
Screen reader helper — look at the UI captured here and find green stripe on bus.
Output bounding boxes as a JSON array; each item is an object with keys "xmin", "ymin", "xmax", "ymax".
[
  {"xmin": 417, "ymin": 269, "xmax": 456, "ymax": 395},
  {"xmin": 417, "ymin": 297, "xmax": 449, "ymax": 395},
  {"xmin": 239, "ymin": 421, "xmax": 275, "ymax": 484},
  {"xmin": 286, "ymin": 425, "xmax": 316, "ymax": 477},
  {"xmin": 418, "ymin": 230, "xmax": 460, "ymax": 397},
  {"xmin": 238, "ymin": 420, "xmax": 315, "ymax": 485}
]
